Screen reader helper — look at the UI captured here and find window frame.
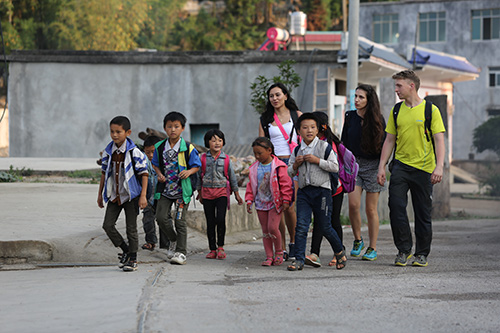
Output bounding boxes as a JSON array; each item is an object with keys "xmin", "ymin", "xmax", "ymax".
[
  {"xmin": 419, "ymin": 11, "xmax": 446, "ymax": 43},
  {"xmin": 489, "ymin": 67, "xmax": 500, "ymax": 88},
  {"xmin": 373, "ymin": 13, "xmax": 399, "ymax": 44},
  {"xmin": 472, "ymin": 8, "xmax": 500, "ymax": 41}
]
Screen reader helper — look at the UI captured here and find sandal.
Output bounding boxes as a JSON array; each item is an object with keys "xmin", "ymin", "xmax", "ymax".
[
  {"xmin": 206, "ymin": 250, "xmax": 217, "ymax": 259},
  {"xmin": 141, "ymin": 243, "xmax": 155, "ymax": 251},
  {"xmin": 216, "ymin": 247, "xmax": 226, "ymax": 260},
  {"xmin": 262, "ymin": 257, "xmax": 273, "ymax": 266},
  {"xmin": 335, "ymin": 250, "xmax": 347, "ymax": 270},
  {"xmin": 287, "ymin": 260, "xmax": 304, "ymax": 271},
  {"xmin": 273, "ymin": 251, "xmax": 284, "ymax": 266},
  {"xmin": 328, "ymin": 257, "xmax": 337, "ymax": 267}
]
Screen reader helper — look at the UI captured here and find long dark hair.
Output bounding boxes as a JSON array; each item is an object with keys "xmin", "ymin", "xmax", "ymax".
[
  {"xmin": 314, "ymin": 111, "xmax": 341, "ymax": 147},
  {"xmin": 261, "ymin": 83, "xmax": 300, "ymax": 126},
  {"xmin": 356, "ymin": 84, "xmax": 385, "ymax": 155}
]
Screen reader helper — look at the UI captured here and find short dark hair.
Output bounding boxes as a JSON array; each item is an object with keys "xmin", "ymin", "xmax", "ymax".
[
  {"xmin": 110, "ymin": 116, "xmax": 131, "ymax": 131},
  {"xmin": 392, "ymin": 70, "xmax": 420, "ymax": 91},
  {"xmin": 204, "ymin": 129, "xmax": 226, "ymax": 148},
  {"xmin": 143, "ymin": 135, "xmax": 161, "ymax": 148},
  {"xmin": 252, "ymin": 136, "xmax": 275, "ymax": 155},
  {"xmin": 163, "ymin": 111, "xmax": 187, "ymax": 128},
  {"xmin": 297, "ymin": 112, "xmax": 319, "ymax": 129}
]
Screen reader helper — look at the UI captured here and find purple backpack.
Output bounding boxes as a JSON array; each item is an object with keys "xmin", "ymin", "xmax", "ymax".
[{"xmin": 337, "ymin": 143, "xmax": 359, "ymax": 193}]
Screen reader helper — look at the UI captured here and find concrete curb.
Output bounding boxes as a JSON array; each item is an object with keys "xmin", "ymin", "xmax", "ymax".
[{"xmin": 0, "ymin": 240, "xmax": 53, "ymax": 264}]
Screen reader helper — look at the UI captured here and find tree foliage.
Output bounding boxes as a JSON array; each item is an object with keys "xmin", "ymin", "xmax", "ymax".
[
  {"xmin": 250, "ymin": 60, "xmax": 302, "ymax": 114},
  {"xmin": 0, "ymin": 0, "xmax": 396, "ymax": 52},
  {"xmin": 473, "ymin": 116, "xmax": 500, "ymax": 157}
]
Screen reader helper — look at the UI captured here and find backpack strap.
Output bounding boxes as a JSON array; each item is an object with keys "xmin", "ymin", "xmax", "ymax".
[
  {"xmin": 290, "ymin": 109, "xmax": 300, "ymax": 139},
  {"xmin": 200, "ymin": 153, "xmax": 207, "ymax": 190},
  {"xmin": 201, "ymin": 153, "xmax": 207, "ymax": 177},
  {"xmin": 183, "ymin": 140, "xmax": 192, "ymax": 168},
  {"xmin": 223, "ymin": 154, "xmax": 230, "ymax": 180},
  {"xmin": 390, "ymin": 102, "xmax": 403, "ymax": 166},
  {"xmin": 392, "ymin": 101, "xmax": 403, "ymax": 131},
  {"xmin": 293, "ymin": 145, "xmax": 300, "ymax": 157},
  {"xmin": 260, "ymin": 117, "xmax": 270, "ymax": 138},
  {"xmin": 324, "ymin": 143, "xmax": 332, "ymax": 160},
  {"xmin": 424, "ymin": 100, "xmax": 436, "ymax": 161}
]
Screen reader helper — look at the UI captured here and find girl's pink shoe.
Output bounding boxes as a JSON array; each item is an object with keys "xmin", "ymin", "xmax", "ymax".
[
  {"xmin": 261, "ymin": 258, "xmax": 273, "ymax": 266},
  {"xmin": 273, "ymin": 251, "xmax": 284, "ymax": 266},
  {"xmin": 206, "ymin": 250, "xmax": 217, "ymax": 259},
  {"xmin": 216, "ymin": 247, "xmax": 226, "ymax": 260}
]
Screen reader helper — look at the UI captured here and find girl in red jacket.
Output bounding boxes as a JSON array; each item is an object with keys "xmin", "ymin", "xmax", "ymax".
[{"xmin": 245, "ymin": 137, "xmax": 293, "ymax": 266}]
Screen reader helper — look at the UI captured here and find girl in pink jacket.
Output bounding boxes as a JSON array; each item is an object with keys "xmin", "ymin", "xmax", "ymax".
[{"xmin": 245, "ymin": 137, "xmax": 293, "ymax": 266}]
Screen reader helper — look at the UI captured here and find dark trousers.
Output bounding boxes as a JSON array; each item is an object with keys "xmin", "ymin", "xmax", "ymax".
[
  {"xmin": 156, "ymin": 196, "xmax": 189, "ymax": 255},
  {"xmin": 203, "ymin": 196, "xmax": 228, "ymax": 250},
  {"xmin": 102, "ymin": 198, "xmax": 139, "ymax": 254},
  {"xmin": 310, "ymin": 192, "xmax": 344, "ymax": 256},
  {"xmin": 142, "ymin": 203, "xmax": 169, "ymax": 248},
  {"xmin": 295, "ymin": 186, "xmax": 343, "ymax": 263},
  {"xmin": 389, "ymin": 161, "xmax": 433, "ymax": 256}
]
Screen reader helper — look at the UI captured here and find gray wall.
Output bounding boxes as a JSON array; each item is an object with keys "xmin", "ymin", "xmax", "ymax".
[
  {"xmin": 7, "ymin": 50, "xmax": 339, "ymax": 157},
  {"xmin": 360, "ymin": 0, "xmax": 500, "ymax": 160}
]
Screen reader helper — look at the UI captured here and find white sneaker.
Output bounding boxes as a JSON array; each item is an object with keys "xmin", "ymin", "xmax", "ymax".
[
  {"xmin": 167, "ymin": 241, "xmax": 176, "ymax": 259},
  {"xmin": 170, "ymin": 252, "xmax": 187, "ymax": 265}
]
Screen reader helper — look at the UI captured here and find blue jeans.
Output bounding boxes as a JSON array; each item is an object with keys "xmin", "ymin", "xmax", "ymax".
[{"xmin": 295, "ymin": 186, "xmax": 343, "ymax": 263}]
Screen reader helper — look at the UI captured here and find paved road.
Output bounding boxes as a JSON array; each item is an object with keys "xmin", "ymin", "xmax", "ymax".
[{"xmin": 1, "ymin": 218, "xmax": 499, "ymax": 333}]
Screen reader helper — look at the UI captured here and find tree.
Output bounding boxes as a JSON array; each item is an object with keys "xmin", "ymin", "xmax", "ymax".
[
  {"xmin": 250, "ymin": 60, "xmax": 302, "ymax": 114},
  {"xmin": 304, "ymin": 0, "xmax": 330, "ymax": 31},
  {"xmin": 135, "ymin": 0, "xmax": 186, "ymax": 51},
  {"xmin": 217, "ymin": 0, "xmax": 269, "ymax": 50},
  {"xmin": 167, "ymin": 9, "xmax": 221, "ymax": 51},
  {"xmin": 49, "ymin": 0, "xmax": 149, "ymax": 51},
  {"xmin": 473, "ymin": 116, "xmax": 500, "ymax": 157}
]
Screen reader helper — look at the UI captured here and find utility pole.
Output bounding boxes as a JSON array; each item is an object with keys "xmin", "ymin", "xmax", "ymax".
[{"xmin": 346, "ymin": 0, "xmax": 359, "ymax": 111}]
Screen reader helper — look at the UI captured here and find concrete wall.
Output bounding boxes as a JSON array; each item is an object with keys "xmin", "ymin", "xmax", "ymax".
[
  {"xmin": 7, "ymin": 50, "xmax": 340, "ymax": 158},
  {"xmin": 360, "ymin": 0, "xmax": 500, "ymax": 161}
]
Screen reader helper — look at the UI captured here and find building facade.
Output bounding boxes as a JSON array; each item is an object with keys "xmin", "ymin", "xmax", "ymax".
[{"xmin": 359, "ymin": 0, "xmax": 500, "ymax": 160}]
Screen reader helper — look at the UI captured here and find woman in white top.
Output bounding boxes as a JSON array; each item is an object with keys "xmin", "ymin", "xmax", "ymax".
[{"xmin": 258, "ymin": 83, "xmax": 302, "ymax": 260}]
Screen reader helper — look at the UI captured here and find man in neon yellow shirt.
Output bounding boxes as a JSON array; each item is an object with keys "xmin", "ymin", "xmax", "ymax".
[{"xmin": 377, "ymin": 70, "xmax": 445, "ymax": 267}]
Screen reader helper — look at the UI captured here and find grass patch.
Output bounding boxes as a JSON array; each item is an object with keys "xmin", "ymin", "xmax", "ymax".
[
  {"xmin": 68, "ymin": 170, "xmax": 101, "ymax": 178},
  {"xmin": 0, "ymin": 165, "xmax": 34, "ymax": 182}
]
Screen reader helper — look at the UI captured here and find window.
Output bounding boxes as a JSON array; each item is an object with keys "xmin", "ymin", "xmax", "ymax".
[
  {"xmin": 472, "ymin": 9, "xmax": 500, "ymax": 40},
  {"xmin": 419, "ymin": 12, "xmax": 446, "ymax": 42},
  {"xmin": 373, "ymin": 14, "xmax": 399, "ymax": 44},
  {"xmin": 489, "ymin": 67, "xmax": 500, "ymax": 87},
  {"xmin": 190, "ymin": 123, "xmax": 219, "ymax": 146},
  {"xmin": 487, "ymin": 108, "xmax": 500, "ymax": 116}
]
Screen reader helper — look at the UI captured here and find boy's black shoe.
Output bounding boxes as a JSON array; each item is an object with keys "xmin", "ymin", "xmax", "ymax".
[
  {"xmin": 118, "ymin": 253, "xmax": 130, "ymax": 269},
  {"xmin": 123, "ymin": 259, "xmax": 138, "ymax": 272}
]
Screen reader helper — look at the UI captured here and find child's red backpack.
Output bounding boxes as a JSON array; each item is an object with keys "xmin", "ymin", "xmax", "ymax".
[
  {"xmin": 200, "ymin": 153, "xmax": 233, "ymax": 209},
  {"xmin": 337, "ymin": 143, "xmax": 359, "ymax": 193}
]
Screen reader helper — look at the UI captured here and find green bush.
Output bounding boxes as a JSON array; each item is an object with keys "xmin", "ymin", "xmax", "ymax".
[
  {"xmin": 473, "ymin": 116, "xmax": 500, "ymax": 157},
  {"xmin": 481, "ymin": 174, "xmax": 500, "ymax": 197},
  {"xmin": 0, "ymin": 171, "xmax": 18, "ymax": 182}
]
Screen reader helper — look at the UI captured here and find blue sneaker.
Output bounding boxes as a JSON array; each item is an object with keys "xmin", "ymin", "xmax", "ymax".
[
  {"xmin": 362, "ymin": 247, "xmax": 377, "ymax": 261},
  {"xmin": 350, "ymin": 239, "xmax": 364, "ymax": 257}
]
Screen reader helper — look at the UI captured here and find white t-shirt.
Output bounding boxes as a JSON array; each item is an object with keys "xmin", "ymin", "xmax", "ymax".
[{"xmin": 268, "ymin": 119, "xmax": 298, "ymax": 156}]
